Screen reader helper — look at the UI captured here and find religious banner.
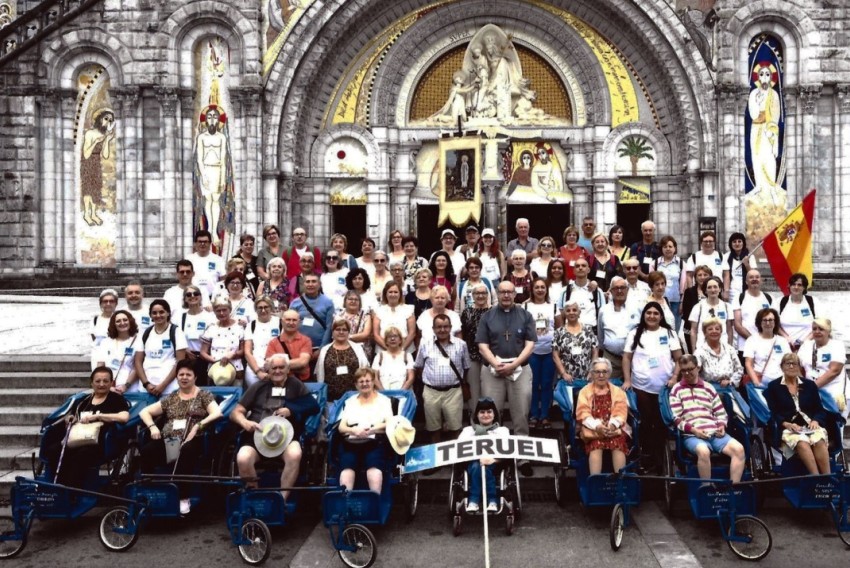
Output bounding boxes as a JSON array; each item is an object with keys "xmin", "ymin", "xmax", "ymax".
[
  {"xmin": 744, "ymin": 33, "xmax": 787, "ymax": 250},
  {"xmin": 438, "ymin": 136, "xmax": 482, "ymax": 226},
  {"xmin": 402, "ymin": 435, "xmax": 561, "ymax": 474},
  {"xmin": 503, "ymin": 141, "xmax": 571, "ymax": 204},
  {"xmin": 617, "ymin": 177, "xmax": 651, "ymax": 204}
]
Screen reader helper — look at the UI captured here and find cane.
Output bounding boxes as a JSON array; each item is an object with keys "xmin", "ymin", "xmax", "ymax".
[
  {"xmin": 54, "ymin": 419, "xmax": 74, "ymax": 484},
  {"xmin": 170, "ymin": 413, "xmax": 196, "ymax": 477}
]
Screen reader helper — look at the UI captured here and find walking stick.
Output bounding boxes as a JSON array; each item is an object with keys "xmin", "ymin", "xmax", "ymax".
[{"xmin": 54, "ymin": 419, "xmax": 73, "ymax": 484}]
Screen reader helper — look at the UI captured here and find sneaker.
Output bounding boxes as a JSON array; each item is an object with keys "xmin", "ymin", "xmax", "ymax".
[
  {"xmin": 487, "ymin": 502, "xmax": 498, "ymax": 512},
  {"xmin": 180, "ymin": 498, "xmax": 191, "ymax": 515},
  {"xmin": 466, "ymin": 501, "xmax": 480, "ymax": 513}
]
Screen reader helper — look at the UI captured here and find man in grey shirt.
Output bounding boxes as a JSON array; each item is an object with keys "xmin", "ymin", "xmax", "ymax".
[
  {"xmin": 506, "ymin": 218, "xmax": 539, "ymax": 266},
  {"xmin": 476, "ymin": 281, "xmax": 537, "ymax": 474}
]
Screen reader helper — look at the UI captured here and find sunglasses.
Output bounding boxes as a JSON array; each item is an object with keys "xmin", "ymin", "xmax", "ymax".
[{"xmin": 184, "ymin": 292, "xmax": 201, "ymax": 297}]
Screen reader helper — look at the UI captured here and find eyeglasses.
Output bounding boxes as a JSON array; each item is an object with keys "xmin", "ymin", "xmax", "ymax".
[
  {"xmin": 540, "ymin": 243, "xmax": 553, "ymax": 248},
  {"xmin": 702, "ymin": 240, "xmax": 715, "ymax": 244},
  {"xmin": 590, "ymin": 370, "xmax": 608, "ymax": 375},
  {"xmin": 195, "ymin": 240, "xmax": 211, "ymax": 245},
  {"xmin": 783, "ymin": 361, "xmax": 799, "ymax": 366},
  {"xmin": 679, "ymin": 368, "xmax": 697, "ymax": 374},
  {"xmin": 177, "ymin": 269, "xmax": 193, "ymax": 275},
  {"xmin": 293, "ymin": 232, "xmax": 306, "ymax": 237},
  {"xmin": 326, "ymin": 256, "xmax": 339, "ymax": 261},
  {"xmin": 473, "ymin": 291, "xmax": 489, "ymax": 296},
  {"xmin": 256, "ymin": 306, "xmax": 271, "ymax": 311},
  {"xmin": 184, "ymin": 292, "xmax": 201, "ymax": 297},
  {"xmin": 611, "ymin": 286, "xmax": 628, "ymax": 291},
  {"xmin": 498, "ymin": 290, "xmax": 515, "ymax": 295},
  {"xmin": 761, "ymin": 318, "xmax": 775, "ymax": 322},
  {"xmin": 269, "ymin": 366, "xmax": 287, "ymax": 371},
  {"xmin": 625, "ymin": 267, "xmax": 639, "ymax": 271},
  {"xmin": 375, "ymin": 259, "xmax": 387, "ymax": 263}
]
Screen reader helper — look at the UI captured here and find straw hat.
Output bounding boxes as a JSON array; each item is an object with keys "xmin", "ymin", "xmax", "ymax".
[
  {"xmin": 386, "ymin": 415, "xmax": 416, "ymax": 455},
  {"xmin": 209, "ymin": 361, "xmax": 237, "ymax": 386},
  {"xmin": 253, "ymin": 416, "xmax": 294, "ymax": 458}
]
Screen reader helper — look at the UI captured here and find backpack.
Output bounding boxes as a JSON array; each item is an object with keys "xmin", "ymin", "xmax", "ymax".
[
  {"xmin": 562, "ymin": 283, "xmax": 601, "ymax": 321},
  {"xmin": 142, "ymin": 323, "xmax": 177, "ymax": 350},
  {"xmin": 737, "ymin": 292, "xmax": 773, "ymax": 307},
  {"xmin": 689, "ymin": 251, "xmax": 722, "ymax": 268},
  {"xmin": 779, "ymin": 294, "xmax": 815, "ymax": 317},
  {"xmin": 251, "ymin": 318, "xmax": 284, "ymax": 334}
]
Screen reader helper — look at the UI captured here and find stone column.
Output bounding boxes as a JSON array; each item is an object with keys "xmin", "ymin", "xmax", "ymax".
[
  {"xmin": 37, "ymin": 91, "xmax": 61, "ymax": 265},
  {"xmin": 837, "ymin": 85, "xmax": 850, "ymax": 259},
  {"xmin": 113, "ymin": 89, "xmax": 140, "ymax": 264},
  {"xmin": 716, "ymin": 84, "xmax": 744, "ymax": 238},
  {"xmin": 366, "ymin": 181, "xmax": 388, "ymax": 243},
  {"xmin": 277, "ymin": 176, "xmax": 293, "ymax": 237},
  {"xmin": 238, "ymin": 89, "xmax": 262, "ymax": 239},
  {"xmin": 305, "ymin": 177, "xmax": 331, "ymax": 245},
  {"xmin": 393, "ymin": 182, "xmax": 413, "ymax": 234},
  {"xmin": 59, "ymin": 91, "xmax": 77, "ymax": 264},
  {"xmin": 178, "ymin": 89, "xmax": 195, "ymax": 251},
  {"xmin": 799, "ymin": 84, "xmax": 821, "ymax": 258},
  {"xmin": 158, "ymin": 87, "xmax": 180, "ymax": 262}
]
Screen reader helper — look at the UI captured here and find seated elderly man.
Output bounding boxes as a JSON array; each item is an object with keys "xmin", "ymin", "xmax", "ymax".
[
  {"xmin": 669, "ymin": 354, "xmax": 745, "ymax": 483},
  {"xmin": 231, "ymin": 353, "xmax": 320, "ymax": 499}
]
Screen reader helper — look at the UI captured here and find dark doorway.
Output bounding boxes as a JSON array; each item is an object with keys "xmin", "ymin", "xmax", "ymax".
[
  {"xmin": 332, "ymin": 205, "xmax": 366, "ymax": 251},
  {"xmin": 506, "ymin": 204, "xmax": 571, "ymax": 242},
  {"xmin": 415, "ymin": 204, "xmax": 472, "ymax": 259},
  {"xmin": 616, "ymin": 203, "xmax": 651, "ymax": 248}
]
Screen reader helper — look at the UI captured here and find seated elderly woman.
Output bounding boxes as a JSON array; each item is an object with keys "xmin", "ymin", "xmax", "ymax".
[
  {"xmin": 139, "ymin": 359, "xmax": 222, "ymax": 514},
  {"xmin": 765, "ymin": 353, "xmax": 831, "ymax": 475},
  {"xmin": 693, "ymin": 318, "xmax": 744, "ymax": 388},
  {"xmin": 575, "ymin": 358, "xmax": 630, "ymax": 475},
  {"xmin": 669, "ymin": 354, "xmax": 745, "ymax": 482},
  {"xmin": 42, "ymin": 366, "xmax": 130, "ymax": 487},
  {"xmin": 457, "ymin": 397, "xmax": 509, "ymax": 512},
  {"xmin": 336, "ymin": 368, "xmax": 395, "ymax": 494}
]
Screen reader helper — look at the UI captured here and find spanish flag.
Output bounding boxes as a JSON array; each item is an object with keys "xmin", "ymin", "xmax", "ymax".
[{"xmin": 762, "ymin": 190, "xmax": 816, "ymax": 295}]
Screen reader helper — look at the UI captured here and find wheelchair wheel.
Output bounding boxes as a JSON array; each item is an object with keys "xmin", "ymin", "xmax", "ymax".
[
  {"xmin": 338, "ymin": 524, "xmax": 377, "ymax": 568},
  {"xmin": 448, "ymin": 467, "xmax": 463, "ymax": 517},
  {"xmin": 404, "ymin": 476, "xmax": 419, "ymax": 522},
  {"xmin": 834, "ymin": 504, "xmax": 850, "ymax": 547},
  {"xmin": 110, "ymin": 442, "xmax": 139, "ymax": 485},
  {"xmin": 99, "ymin": 507, "xmax": 139, "ymax": 552},
  {"xmin": 238, "ymin": 518, "xmax": 271, "ymax": 566},
  {"xmin": 662, "ymin": 442, "xmax": 677, "ymax": 513},
  {"xmin": 749, "ymin": 435, "xmax": 767, "ymax": 480},
  {"xmin": 609, "ymin": 504, "xmax": 625, "ymax": 551},
  {"xmin": 0, "ymin": 515, "xmax": 26, "ymax": 559},
  {"xmin": 452, "ymin": 515, "xmax": 462, "ymax": 537},
  {"xmin": 217, "ymin": 436, "xmax": 238, "ymax": 478},
  {"xmin": 727, "ymin": 515, "xmax": 772, "ymax": 561}
]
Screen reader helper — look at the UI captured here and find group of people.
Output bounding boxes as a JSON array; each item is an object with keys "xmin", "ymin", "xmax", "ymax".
[{"xmin": 77, "ymin": 218, "xmax": 844, "ymax": 502}]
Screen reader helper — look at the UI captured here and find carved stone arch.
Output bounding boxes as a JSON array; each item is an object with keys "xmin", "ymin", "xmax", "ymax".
[
  {"xmin": 42, "ymin": 29, "xmax": 130, "ymax": 88},
  {"xmin": 176, "ymin": 23, "xmax": 246, "ymax": 90},
  {"xmin": 370, "ymin": 4, "xmax": 607, "ymax": 127},
  {"xmin": 601, "ymin": 123, "xmax": 672, "ymax": 177},
  {"xmin": 311, "ymin": 124, "xmax": 381, "ymax": 177},
  {"xmin": 161, "ymin": 0, "xmax": 259, "ymax": 83},
  {"xmin": 728, "ymin": 7, "xmax": 815, "ymax": 87}
]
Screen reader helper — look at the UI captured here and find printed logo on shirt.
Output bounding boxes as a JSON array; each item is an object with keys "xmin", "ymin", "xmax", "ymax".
[
  {"xmin": 208, "ymin": 262, "xmax": 215, "ymax": 270},
  {"xmin": 659, "ymin": 335, "xmax": 669, "ymax": 346},
  {"xmin": 762, "ymin": 303, "xmax": 769, "ymax": 309},
  {"xmin": 124, "ymin": 347, "xmax": 134, "ymax": 356},
  {"xmin": 198, "ymin": 322, "xmax": 207, "ymax": 330},
  {"xmin": 773, "ymin": 344, "xmax": 783, "ymax": 353},
  {"xmin": 714, "ymin": 258, "xmax": 721, "ymax": 265},
  {"xmin": 162, "ymin": 340, "xmax": 172, "ymax": 349},
  {"xmin": 822, "ymin": 353, "xmax": 832, "ymax": 363},
  {"xmin": 717, "ymin": 311, "xmax": 726, "ymax": 319},
  {"xmin": 801, "ymin": 308, "xmax": 812, "ymax": 317},
  {"xmin": 237, "ymin": 308, "xmax": 245, "ymax": 315},
  {"xmin": 141, "ymin": 316, "xmax": 151, "ymax": 326},
  {"xmin": 338, "ymin": 277, "xmax": 345, "ymax": 285}
]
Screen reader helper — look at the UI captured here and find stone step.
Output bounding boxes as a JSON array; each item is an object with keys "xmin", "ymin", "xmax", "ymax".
[
  {"xmin": 0, "ymin": 447, "xmax": 37, "ymax": 471},
  {"xmin": 0, "ymin": 470, "xmax": 34, "ymax": 500},
  {"xmin": 0, "ymin": 355, "xmax": 90, "ymax": 373},
  {"xmin": 0, "ymin": 371, "xmax": 90, "ymax": 389},
  {"xmin": 0, "ymin": 425, "xmax": 41, "ymax": 448},
  {"xmin": 0, "ymin": 406, "xmax": 54, "ymax": 426},
  {"xmin": 0, "ymin": 388, "xmax": 80, "ymax": 406}
]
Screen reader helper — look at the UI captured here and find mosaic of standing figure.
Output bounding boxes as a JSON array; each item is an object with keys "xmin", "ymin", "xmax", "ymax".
[
  {"xmin": 75, "ymin": 65, "xmax": 117, "ymax": 266},
  {"xmin": 744, "ymin": 33, "xmax": 786, "ymax": 247},
  {"xmin": 192, "ymin": 38, "xmax": 236, "ymax": 257}
]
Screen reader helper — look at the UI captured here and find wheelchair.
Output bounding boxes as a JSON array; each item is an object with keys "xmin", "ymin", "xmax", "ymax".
[
  {"xmin": 97, "ymin": 386, "xmax": 242, "ymax": 553},
  {"xmin": 747, "ymin": 383, "xmax": 850, "ymax": 547},
  {"xmin": 447, "ymin": 457, "xmax": 522, "ymax": 536},
  {"xmin": 553, "ymin": 378, "xmax": 641, "ymax": 551},
  {"xmin": 0, "ymin": 391, "xmax": 153, "ymax": 559},
  {"xmin": 322, "ymin": 389, "xmax": 418, "ymax": 568},
  {"xmin": 659, "ymin": 384, "xmax": 771, "ymax": 561}
]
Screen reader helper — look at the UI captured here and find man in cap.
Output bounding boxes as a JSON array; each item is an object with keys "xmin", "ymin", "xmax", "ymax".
[
  {"xmin": 457, "ymin": 225, "xmax": 480, "ymax": 262},
  {"xmin": 231, "ymin": 353, "xmax": 320, "ymax": 499}
]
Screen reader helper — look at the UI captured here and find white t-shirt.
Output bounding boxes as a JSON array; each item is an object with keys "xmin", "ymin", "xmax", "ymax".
[
  {"xmin": 685, "ymin": 250, "xmax": 723, "ymax": 278},
  {"xmin": 125, "ymin": 306, "xmax": 152, "ymax": 331},
  {"xmin": 653, "ymin": 256, "xmax": 683, "ymax": 302},
  {"xmin": 416, "ymin": 310, "xmax": 462, "ymax": 344},
  {"xmin": 773, "ymin": 295, "xmax": 818, "ymax": 346},
  {"xmin": 799, "ymin": 338, "xmax": 847, "ymax": 397},
  {"xmin": 687, "ymin": 299, "xmax": 732, "ymax": 349},
  {"xmin": 479, "ymin": 253, "xmax": 502, "ymax": 285},
  {"xmin": 176, "ymin": 310, "xmax": 217, "ymax": 353},
  {"xmin": 96, "ymin": 336, "xmax": 138, "ymax": 390},
  {"xmin": 187, "ymin": 252, "xmax": 226, "ymax": 297},
  {"xmin": 245, "ymin": 317, "xmax": 282, "ymax": 366},
  {"xmin": 321, "ymin": 270, "xmax": 350, "ymax": 310},
  {"xmin": 372, "ymin": 350, "xmax": 414, "ymax": 390},
  {"xmin": 529, "ymin": 257, "xmax": 552, "ymax": 279},
  {"xmin": 201, "ymin": 322, "xmax": 246, "ymax": 371},
  {"xmin": 731, "ymin": 291, "xmax": 772, "ymax": 350},
  {"xmin": 134, "ymin": 325, "xmax": 188, "ymax": 394},
  {"xmin": 523, "ymin": 301, "xmax": 557, "ymax": 354},
  {"xmin": 624, "ymin": 327, "xmax": 681, "ymax": 394},
  {"xmin": 624, "ymin": 280, "xmax": 651, "ymax": 313},
  {"xmin": 374, "ymin": 304, "xmax": 415, "ymax": 343},
  {"xmin": 743, "ymin": 334, "xmax": 791, "ymax": 383},
  {"xmin": 560, "ymin": 282, "xmax": 606, "ymax": 327},
  {"xmin": 721, "ymin": 253, "xmax": 746, "ymax": 300},
  {"xmin": 230, "ymin": 296, "xmax": 257, "ymax": 328},
  {"xmin": 90, "ymin": 314, "xmax": 111, "ymax": 368}
]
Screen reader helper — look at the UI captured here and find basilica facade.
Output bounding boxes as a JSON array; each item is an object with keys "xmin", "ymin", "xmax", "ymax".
[{"xmin": 0, "ymin": 0, "xmax": 848, "ymax": 274}]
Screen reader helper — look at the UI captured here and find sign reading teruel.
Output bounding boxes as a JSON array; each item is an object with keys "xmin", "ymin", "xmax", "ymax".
[{"xmin": 402, "ymin": 435, "xmax": 561, "ymax": 474}]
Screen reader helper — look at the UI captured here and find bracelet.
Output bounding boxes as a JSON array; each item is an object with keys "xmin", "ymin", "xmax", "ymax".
[{"xmin": 148, "ymin": 424, "xmax": 157, "ymax": 430}]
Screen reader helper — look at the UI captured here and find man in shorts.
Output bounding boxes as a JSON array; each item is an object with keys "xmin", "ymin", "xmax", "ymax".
[{"xmin": 230, "ymin": 353, "xmax": 320, "ymax": 499}]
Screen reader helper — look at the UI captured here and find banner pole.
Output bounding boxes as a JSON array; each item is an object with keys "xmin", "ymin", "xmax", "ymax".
[{"xmin": 482, "ymin": 462, "xmax": 490, "ymax": 568}]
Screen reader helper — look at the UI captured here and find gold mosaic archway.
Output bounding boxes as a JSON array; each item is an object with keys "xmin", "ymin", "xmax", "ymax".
[{"xmin": 408, "ymin": 45, "xmax": 572, "ymax": 123}]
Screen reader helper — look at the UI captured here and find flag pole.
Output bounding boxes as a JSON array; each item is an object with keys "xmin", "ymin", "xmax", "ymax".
[{"xmin": 482, "ymin": 463, "xmax": 490, "ymax": 568}]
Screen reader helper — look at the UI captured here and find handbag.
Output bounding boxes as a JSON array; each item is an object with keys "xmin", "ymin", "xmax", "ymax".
[{"xmin": 67, "ymin": 394, "xmax": 103, "ymax": 448}]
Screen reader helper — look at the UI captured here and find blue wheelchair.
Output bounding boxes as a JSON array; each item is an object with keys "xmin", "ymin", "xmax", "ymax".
[
  {"xmin": 747, "ymin": 383, "xmax": 850, "ymax": 546},
  {"xmin": 659, "ymin": 384, "xmax": 772, "ymax": 561},
  {"xmin": 221, "ymin": 382, "xmax": 327, "ymax": 565},
  {"xmin": 322, "ymin": 389, "xmax": 418, "ymax": 568},
  {"xmin": 553, "ymin": 379, "xmax": 641, "ymax": 551},
  {"xmin": 0, "ymin": 391, "xmax": 154, "ymax": 559},
  {"xmin": 97, "ymin": 386, "xmax": 242, "ymax": 553}
]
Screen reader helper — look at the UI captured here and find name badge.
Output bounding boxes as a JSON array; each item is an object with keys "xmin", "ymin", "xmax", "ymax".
[
  {"xmin": 198, "ymin": 322, "xmax": 207, "ymax": 330},
  {"xmin": 246, "ymin": 271, "xmax": 255, "ymax": 279},
  {"xmin": 439, "ymin": 356, "xmax": 451, "ymax": 366},
  {"xmin": 172, "ymin": 419, "xmax": 187, "ymax": 431},
  {"xmin": 570, "ymin": 345, "xmax": 583, "ymax": 356},
  {"xmin": 648, "ymin": 357, "xmax": 660, "ymax": 369},
  {"xmin": 822, "ymin": 353, "xmax": 832, "ymax": 363},
  {"xmin": 237, "ymin": 308, "xmax": 245, "ymax": 315},
  {"xmin": 643, "ymin": 258, "xmax": 652, "ymax": 265},
  {"xmin": 773, "ymin": 344, "xmax": 783, "ymax": 353},
  {"xmin": 124, "ymin": 347, "xmax": 134, "ymax": 356},
  {"xmin": 272, "ymin": 387, "xmax": 286, "ymax": 397},
  {"xmin": 142, "ymin": 316, "xmax": 151, "ymax": 326},
  {"xmin": 208, "ymin": 262, "xmax": 215, "ymax": 270},
  {"xmin": 801, "ymin": 308, "xmax": 811, "ymax": 317},
  {"xmin": 569, "ymin": 260, "xmax": 575, "ymax": 267},
  {"xmin": 595, "ymin": 270, "xmax": 606, "ymax": 279},
  {"xmin": 80, "ymin": 411, "xmax": 93, "ymax": 420},
  {"xmin": 162, "ymin": 340, "xmax": 172, "ymax": 349},
  {"xmin": 659, "ymin": 335, "xmax": 668, "ymax": 346},
  {"xmin": 336, "ymin": 365, "xmax": 349, "ymax": 375},
  {"xmin": 717, "ymin": 311, "xmax": 726, "ymax": 319},
  {"xmin": 271, "ymin": 328, "xmax": 280, "ymax": 337},
  {"xmin": 304, "ymin": 317, "xmax": 315, "ymax": 327},
  {"xmin": 515, "ymin": 287, "xmax": 523, "ymax": 294}
]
